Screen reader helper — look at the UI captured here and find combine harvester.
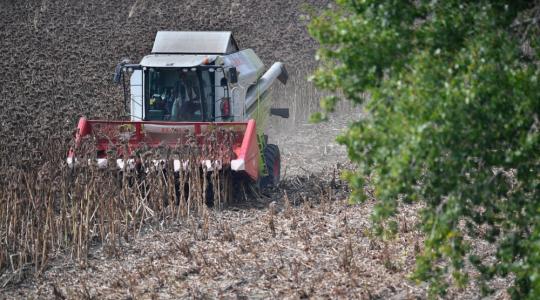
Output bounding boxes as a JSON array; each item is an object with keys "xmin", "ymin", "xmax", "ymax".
[{"xmin": 68, "ymin": 31, "xmax": 288, "ymax": 205}]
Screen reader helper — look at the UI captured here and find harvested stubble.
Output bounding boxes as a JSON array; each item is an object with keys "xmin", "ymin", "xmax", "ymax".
[
  {"xmin": 1, "ymin": 170, "xmax": 431, "ymax": 299},
  {"xmin": 0, "ymin": 127, "xmax": 242, "ymax": 282}
]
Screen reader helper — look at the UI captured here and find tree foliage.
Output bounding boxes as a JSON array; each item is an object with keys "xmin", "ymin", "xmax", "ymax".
[{"xmin": 309, "ymin": 0, "xmax": 540, "ymax": 297}]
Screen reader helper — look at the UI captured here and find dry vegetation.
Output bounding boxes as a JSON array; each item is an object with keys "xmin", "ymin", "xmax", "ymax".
[{"xmin": 3, "ymin": 168, "xmax": 430, "ymax": 299}]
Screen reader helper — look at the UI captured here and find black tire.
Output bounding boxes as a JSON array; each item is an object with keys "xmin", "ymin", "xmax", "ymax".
[{"xmin": 261, "ymin": 144, "xmax": 280, "ymax": 188}]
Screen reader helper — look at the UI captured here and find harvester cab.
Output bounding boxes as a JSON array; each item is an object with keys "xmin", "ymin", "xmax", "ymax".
[{"xmin": 69, "ymin": 31, "xmax": 288, "ymax": 194}]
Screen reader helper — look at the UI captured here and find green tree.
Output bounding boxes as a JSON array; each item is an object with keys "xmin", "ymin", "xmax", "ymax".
[{"xmin": 308, "ymin": 0, "xmax": 540, "ymax": 298}]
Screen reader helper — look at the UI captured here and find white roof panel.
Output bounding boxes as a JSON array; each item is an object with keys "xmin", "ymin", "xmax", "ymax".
[
  {"xmin": 140, "ymin": 54, "xmax": 216, "ymax": 67},
  {"xmin": 151, "ymin": 31, "xmax": 235, "ymax": 54}
]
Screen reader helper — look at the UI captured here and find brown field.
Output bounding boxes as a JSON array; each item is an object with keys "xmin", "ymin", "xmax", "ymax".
[{"xmin": 0, "ymin": 1, "xmax": 508, "ymax": 299}]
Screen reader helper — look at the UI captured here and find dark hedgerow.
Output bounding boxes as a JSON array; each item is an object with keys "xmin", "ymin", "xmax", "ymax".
[{"xmin": 309, "ymin": 0, "xmax": 540, "ymax": 298}]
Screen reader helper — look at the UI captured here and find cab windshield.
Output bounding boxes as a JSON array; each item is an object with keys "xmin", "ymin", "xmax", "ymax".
[{"xmin": 144, "ymin": 67, "xmax": 215, "ymax": 121}]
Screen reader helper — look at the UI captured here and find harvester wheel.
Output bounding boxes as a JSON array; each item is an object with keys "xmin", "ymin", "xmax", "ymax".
[{"xmin": 261, "ymin": 144, "xmax": 280, "ymax": 188}]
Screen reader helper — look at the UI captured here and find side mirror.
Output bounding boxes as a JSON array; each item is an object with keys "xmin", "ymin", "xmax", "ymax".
[
  {"xmin": 113, "ymin": 63, "xmax": 124, "ymax": 84},
  {"xmin": 113, "ymin": 58, "xmax": 131, "ymax": 85},
  {"xmin": 226, "ymin": 67, "xmax": 238, "ymax": 84}
]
